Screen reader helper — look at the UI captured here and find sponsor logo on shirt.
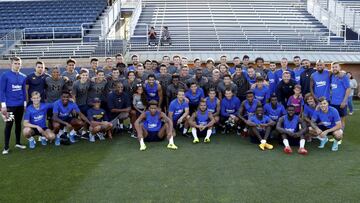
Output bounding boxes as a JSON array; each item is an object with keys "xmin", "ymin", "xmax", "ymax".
[
  {"xmin": 269, "ymin": 79, "xmax": 274, "ymax": 83},
  {"xmin": 331, "ymin": 83, "xmax": 338, "ymax": 89},
  {"xmin": 33, "ymin": 115, "xmax": 44, "ymax": 122},
  {"xmin": 316, "ymin": 81, "xmax": 326, "ymax": 87},
  {"xmin": 320, "ymin": 121, "xmax": 331, "ymax": 127},
  {"xmin": 285, "ymin": 128, "xmax": 295, "ymax": 132},
  {"xmin": 226, "ymin": 109, "xmax": 235, "ymax": 113},
  {"xmin": 175, "ymin": 109, "xmax": 183, "ymax": 115},
  {"xmin": 11, "ymin": 84, "xmax": 22, "ymax": 92},
  {"xmin": 148, "ymin": 123, "xmax": 157, "ymax": 129}
]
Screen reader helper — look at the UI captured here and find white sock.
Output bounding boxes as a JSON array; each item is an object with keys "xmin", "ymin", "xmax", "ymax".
[
  {"xmin": 129, "ymin": 123, "xmax": 132, "ymax": 128},
  {"xmin": 261, "ymin": 139, "xmax": 266, "ymax": 144},
  {"xmin": 28, "ymin": 137, "xmax": 34, "ymax": 141},
  {"xmin": 183, "ymin": 128, "xmax": 188, "ymax": 134},
  {"xmin": 283, "ymin": 139, "xmax": 290, "ymax": 147},
  {"xmin": 140, "ymin": 138, "xmax": 145, "ymax": 145},
  {"xmin": 300, "ymin": 139, "xmax": 305, "ymax": 148},
  {"xmin": 205, "ymin": 129, "xmax": 212, "ymax": 139},
  {"xmin": 70, "ymin": 129, "xmax": 76, "ymax": 136},
  {"xmin": 120, "ymin": 123, "xmax": 124, "ymax": 129},
  {"xmin": 57, "ymin": 129, "xmax": 64, "ymax": 137},
  {"xmin": 169, "ymin": 136, "xmax": 174, "ymax": 145},
  {"xmin": 191, "ymin": 128, "xmax": 198, "ymax": 139}
]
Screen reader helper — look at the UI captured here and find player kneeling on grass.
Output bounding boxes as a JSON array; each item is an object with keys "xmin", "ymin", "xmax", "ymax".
[
  {"xmin": 188, "ymin": 99, "xmax": 216, "ymax": 143},
  {"xmin": 310, "ymin": 97, "xmax": 343, "ymax": 151},
  {"xmin": 52, "ymin": 90, "xmax": 91, "ymax": 145},
  {"xmin": 87, "ymin": 98, "xmax": 113, "ymax": 142},
  {"xmin": 245, "ymin": 106, "xmax": 275, "ymax": 150},
  {"xmin": 135, "ymin": 100, "xmax": 178, "ymax": 151},
  {"xmin": 23, "ymin": 91, "xmax": 55, "ymax": 149},
  {"xmin": 276, "ymin": 105, "xmax": 308, "ymax": 155}
]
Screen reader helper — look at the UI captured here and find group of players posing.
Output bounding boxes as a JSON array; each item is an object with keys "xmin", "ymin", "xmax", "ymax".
[{"xmin": 0, "ymin": 54, "xmax": 349, "ymax": 154}]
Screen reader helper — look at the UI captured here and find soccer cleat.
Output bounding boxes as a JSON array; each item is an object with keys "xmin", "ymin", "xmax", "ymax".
[
  {"xmin": 338, "ymin": 140, "xmax": 342, "ymax": 145},
  {"xmin": 2, "ymin": 149, "xmax": 9, "ymax": 155},
  {"xmin": 41, "ymin": 137, "xmax": 47, "ymax": 146},
  {"xmin": 204, "ymin": 138, "xmax": 211, "ymax": 143},
  {"xmin": 97, "ymin": 133, "xmax": 106, "ymax": 141},
  {"xmin": 331, "ymin": 141, "xmax": 339, "ymax": 151},
  {"xmin": 89, "ymin": 135, "xmax": 95, "ymax": 143},
  {"xmin": 265, "ymin": 143, "xmax": 273, "ymax": 150},
  {"xmin": 15, "ymin": 144, "xmax": 26, "ymax": 149},
  {"xmin": 55, "ymin": 137, "xmax": 61, "ymax": 146},
  {"xmin": 140, "ymin": 144, "xmax": 147, "ymax": 151},
  {"xmin": 193, "ymin": 138, "xmax": 199, "ymax": 144},
  {"xmin": 298, "ymin": 147, "xmax": 308, "ymax": 155},
  {"xmin": 167, "ymin": 143, "xmax": 178, "ymax": 150},
  {"xmin": 284, "ymin": 146, "xmax": 293, "ymax": 154},
  {"xmin": 29, "ymin": 139, "xmax": 36, "ymax": 149},
  {"xmin": 329, "ymin": 138, "xmax": 335, "ymax": 142},
  {"xmin": 258, "ymin": 143, "xmax": 266, "ymax": 150},
  {"xmin": 69, "ymin": 134, "xmax": 76, "ymax": 143},
  {"xmin": 318, "ymin": 137, "xmax": 328, "ymax": 148}
]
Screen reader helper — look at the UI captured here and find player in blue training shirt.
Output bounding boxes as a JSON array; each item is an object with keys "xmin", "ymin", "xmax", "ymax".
[
  {"xmin": 0, "ymin": 57, "xmax": 27, "ymax": 155},
  {"xmin": 144, "ymin": 74, "xmax": 163, "ymax": 106},
  {"xmin": 252, "ymin": 76, "xmax": 270, "ymax": 105},
  {"xmin": 185, "ymin": 82, "xmax": 205, "ymax": 114},
  {"xmin": 23, "ymin": 91, "xmax": 55, "ymax": 149},
  {"xmin": 205, "ymin": 88, "xmax": 220, "ymax": 133},
  {"xmin": 238, "ymin": 90, "xmax": 262, "ymax": 136},
  {"xmin": 52, "ymin": 91, "xmax": 91, "ymax": 145},
  {"xmin": 87, "ymin": 98, "xmax": 113, "ymax": 142},
  {"xmin": 310, "ymin": 97, "xmax": 343, "ymax": 151},
  {"xmin": 168, "ymin": 88, "xmax": 190, "ymax": 136},
  {"xmin": 220, "ymin": 88, "xmax": 241, "ymax": 134},
  {"xmin": 330, "ymin": 62, "xmax": 351, "ymax": 129},
  {"xmin": 135, "ymin": 100, "xmax": 178, "ymax": 151},
  {"xmin": 264, "ymin": 94, "xmax": 286, "ymax": 122},
  {"xmin": 266, "ymin": 62, "xmax": 277, "ymax": 96},
  {"xmin": 310, "ymin": 60, "xmax": 331, "ymax": 101},
  {"xmin": 188, "ymin": 99, "xmax": 216, "ymax": 143},
  {"xmin": 276, "ymin": 105, "xmax": 308, "ymax": 155},
  {"xmin": 245, "ymin": 106, "xmax": 275, "ymax": 150}
]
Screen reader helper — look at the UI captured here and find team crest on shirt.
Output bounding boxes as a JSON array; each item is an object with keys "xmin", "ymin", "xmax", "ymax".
[
  {"xmin": 32, "ymin": 77, "xmax": 36, "ymax": 80},
  {"xmin": 331, "ymin": 83, "xmax": 338, "ymax": 89}
]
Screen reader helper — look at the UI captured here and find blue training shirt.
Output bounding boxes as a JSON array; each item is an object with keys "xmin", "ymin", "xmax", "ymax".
[
  {"xmin": 205, "ymin": 97, "xmax": 218, "ymax": 113},
  {"xmin": 311, "ymin": 70, "xmax": 330, "ymax": 100},
  {"xmin": 185, "ymin": 87, "xmax": 204, "ymax": 106},
  {"xmin": 264, "ymin": 103, "xmax": 286, "ymax": 121},
  {"xmin": 253, "ymin": 86, "xmax": 270, "ymax": 105},
  {"xmin": 52, "ymin": 99, "xmax": 80, "ymax": 120},
  {"xmin": 220, "ymin": 96, "xmax": 241, "ymax": 117},
  {"xmin": 303, "ymin": 104, "xmax": 316, "ymax": 118},
  {"xmin": 24, "ymin": 103, "xmax": 53, "ymax": 128},
  {"xmin": 311, "ymin": 106, "xmax": 340, "ymax": 129},
  {"xmin": 330, "ymin": 74, "xmax": 350, "ymax": 105},
  {"xmin": 0, "ymin": 70, "xmax": 27, "ymax": 107},
  {"xmin": 144, "ymin": 111, "xmax": 162, "ymax": 132},
  {"xmin": 283, "ymin": 115, "xmax": 300, "ymax": 133},
  {"xmin": 169, "ymin": 98, "xmax": 189, "ymax": 121},
  {"xmin": 267, "ymin": 71, "xmax": 277, "ymax": 96}
]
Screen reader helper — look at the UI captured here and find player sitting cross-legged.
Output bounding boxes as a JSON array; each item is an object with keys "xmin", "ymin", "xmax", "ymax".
[{"xmin": 134, "ymin": 100, "xmax": 178, "ymax": 151}]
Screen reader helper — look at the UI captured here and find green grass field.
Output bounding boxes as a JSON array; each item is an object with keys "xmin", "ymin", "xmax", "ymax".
[{"xmin": 1, "ymin": 104, "xmax": 360, "ymax": 202}]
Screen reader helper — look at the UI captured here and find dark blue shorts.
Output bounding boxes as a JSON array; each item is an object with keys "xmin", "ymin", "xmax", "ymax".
[
  {"xmin": 331, "ymin": 104, "xmax": 347, "ymax": 117},
  {"xmin": 144, "ymin": 131, "xmax": 164, "ymax": 142},
  {"xmin": 250, "ymin": 129, "xmax": 266, "ymax": 144},
  {"xmin": 33, "ymin": 127, "xmax": 48, "ymax": 136}
]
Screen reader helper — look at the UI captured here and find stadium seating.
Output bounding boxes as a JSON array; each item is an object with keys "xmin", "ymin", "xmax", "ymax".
[
  {"xmin": 0, "ymin": 0, "xmax": 107, "ymax": 39},
  {"xmin": 129, "ymin": 0, "xmax": 360, "ymax": 52}
]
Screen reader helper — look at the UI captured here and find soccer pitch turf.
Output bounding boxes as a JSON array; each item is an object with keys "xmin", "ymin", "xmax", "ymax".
[{"xmin": 0, "ymin": 105, "xmax": 360, "ymax": 202}]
